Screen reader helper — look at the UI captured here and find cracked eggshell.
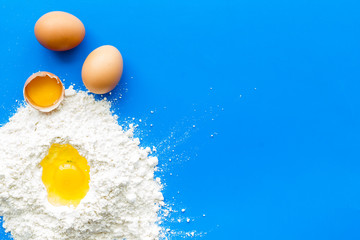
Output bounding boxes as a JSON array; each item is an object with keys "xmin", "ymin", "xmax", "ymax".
[{"xmin": 23, "ymin": 72, "xmax": 65, "ymax": 113}]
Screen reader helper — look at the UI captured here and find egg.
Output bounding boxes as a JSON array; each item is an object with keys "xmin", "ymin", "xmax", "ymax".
[
  {"xmin": 35, "ymin": 11, "xmax": 85, "ymax": 51},
  {"xmin": 41, "ymin": 144, "xmax": 90, "ymax": 207},
  {"xmin": 23, "ymin": 71, "xmax": 65, "ymax": 112},
  {"xmin": 82, "ymin": 45, "xmax": 123, "ymax": 94}
]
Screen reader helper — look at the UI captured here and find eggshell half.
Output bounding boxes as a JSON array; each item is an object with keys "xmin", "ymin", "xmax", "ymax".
[
  {"xmin": 81, "ymin": 45, "xmax": 123, "ymax": 94},
  {"xmin": 23, "ymin": 72, "xmax": 65, "ymax": 112}
]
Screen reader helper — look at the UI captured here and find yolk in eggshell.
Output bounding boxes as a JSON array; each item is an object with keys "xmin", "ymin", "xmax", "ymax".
[
  {"xmin": 24, "ymin": 75, "xmax": 63, "ymax": 108},
  {"xmin": 41, "ymin": 144, "xmax": 90, "ymax": 207}
]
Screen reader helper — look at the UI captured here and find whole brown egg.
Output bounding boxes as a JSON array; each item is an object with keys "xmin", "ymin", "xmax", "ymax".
[
  {"xmin": 34, "ymin": 11, "xmax": 85, "ymax": 51},
  {"xmin": 82, "ymin": 45, "xmax": 123, "ymax": 94}
]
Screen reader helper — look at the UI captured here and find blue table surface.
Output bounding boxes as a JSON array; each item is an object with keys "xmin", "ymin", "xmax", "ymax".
[{"xmin": 1, "ymin": 0, "xmax": 360, "ymax": 239}]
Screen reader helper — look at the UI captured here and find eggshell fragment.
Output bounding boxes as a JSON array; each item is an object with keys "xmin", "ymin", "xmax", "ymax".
[
  {"xmin": 23, "ymin": 72, "xmax": 65, "ymax": 112},
  {"xmin": 35, "ymin": 11, "xmax": 85, "ymax": 51},
  {"xmin": 81, "ymin": 45, "xmax": 123, "ymax": 94}
]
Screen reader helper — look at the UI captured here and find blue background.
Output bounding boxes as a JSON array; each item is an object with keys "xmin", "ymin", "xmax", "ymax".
[{"xmin": 1, "ymin": 0, "xmax": 360, "ymax": 239}]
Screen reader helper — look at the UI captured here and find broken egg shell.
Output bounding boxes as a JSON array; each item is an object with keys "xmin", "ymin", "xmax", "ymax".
[{"xmin": 23, "ymin": 72, "xmax": 65, "ymax": 112}]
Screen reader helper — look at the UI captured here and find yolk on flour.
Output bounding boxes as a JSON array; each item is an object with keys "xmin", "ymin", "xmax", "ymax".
[
  {"xmin": 24, "ymin": 75, "xmax": 63, "ymax": 108},
  {"xmin": 41, "ymin": 144, "xmax": 90, "ymax": 207}
]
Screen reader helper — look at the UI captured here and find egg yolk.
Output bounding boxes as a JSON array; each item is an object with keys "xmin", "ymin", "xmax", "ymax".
[
  {"xmin": 25, "ymin": 76, "xmax": 63, "ymax": 108},
  {"xmin": 40, "ymin": 144, "xmax": 90, "ymax": 207}
]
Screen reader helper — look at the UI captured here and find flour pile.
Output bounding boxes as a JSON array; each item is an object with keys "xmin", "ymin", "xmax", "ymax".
[{"xmin": 0, "ymin": 87, "xmax": 163, "ymax": 240}]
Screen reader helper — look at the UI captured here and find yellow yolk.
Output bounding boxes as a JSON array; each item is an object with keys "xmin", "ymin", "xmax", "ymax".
[
  {"xmin": 40, "ymin": 144, "xmax": 90, "ymax": 207},
  {"xmin": 24, "ymin": 76, "xmax": 63, "ymax": 108}
]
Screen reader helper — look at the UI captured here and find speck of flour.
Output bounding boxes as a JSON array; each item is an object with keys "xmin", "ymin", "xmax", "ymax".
[{"xmin": 0, "ymin": 87, "xmax": 163, "ymax": 240}]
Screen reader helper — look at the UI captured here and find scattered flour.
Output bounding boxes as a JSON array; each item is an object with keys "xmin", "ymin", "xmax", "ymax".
[{"xmin": 0, "ymin": 87, "xmax": 163, "ymax": 240}]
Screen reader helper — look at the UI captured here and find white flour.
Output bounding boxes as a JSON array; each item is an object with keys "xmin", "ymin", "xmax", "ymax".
[{"xmin": 0, "ymin": 87, "xmax": 163, "ymax": 240}]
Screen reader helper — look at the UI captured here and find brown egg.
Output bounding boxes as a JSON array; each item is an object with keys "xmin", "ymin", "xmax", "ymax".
[
  {"xmin": 82, "ymin": 45, "xmax": 123, "ymax": 94},
  {"xmin": 35, "ymin": 11, "xmax": 85, "ymax": 51},
  {"xmin": 23, "ymin": 71, "xmax": 65, "ymax": 112}
]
